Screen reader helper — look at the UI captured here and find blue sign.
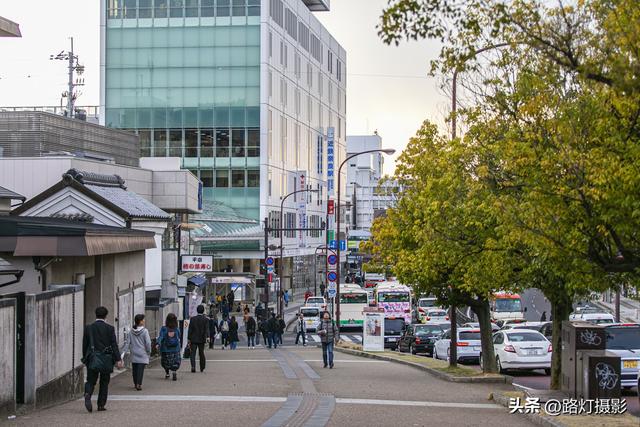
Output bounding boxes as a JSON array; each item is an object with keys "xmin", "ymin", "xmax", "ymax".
[
  {"xmin": 197, "ymin": 181, "xmax": 203, "ymax": 211},
  {"xmin": 329, "ymin": 240, "xmax": 337, "ymax": 249},
  {"xmin": 328, "ymin": 288, "xmax": 337, "ymax": 298},
  {"xmin": 327, "ymin": 254, "xmax": 338, "ymax": 265},
  {"xmin": 265, "ymin": 256, "xmax": 275, "ymax": 266},
  {"xmin": 340, "ymin": 240, "xmax": 346, "ymax": 251},
  {"xmin": 327, "ymin": 271, "xmax": 337, "ymax": 282},
  {"xmin": 327, "ymin": 127, "xmax": 335, "ymax": 195}
]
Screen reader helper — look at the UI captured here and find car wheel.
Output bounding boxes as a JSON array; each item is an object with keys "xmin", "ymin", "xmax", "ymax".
[
  {"xmin": 544, "ymin": 368, "xmax": 551, "ymax": 376},
  {"xmin": 496, "ymin": 356, "xmax": 504, "ymax": 374}
]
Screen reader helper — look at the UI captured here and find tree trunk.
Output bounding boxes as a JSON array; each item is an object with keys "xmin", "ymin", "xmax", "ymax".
[
  {"xmin": 549, "ymin": 289, "xmax": 572, "ymax": 390},
  {"xmin": 449, "ymin": 304, "xmax": 457, "ymax": 367},
  {"xmin": 472, "ymin": 299, "xmax": 497, "ymax": 373}
]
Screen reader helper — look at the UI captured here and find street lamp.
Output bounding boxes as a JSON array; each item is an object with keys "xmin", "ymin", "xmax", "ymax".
[
  {"xmin": 279, "ymin": 188, "xmax": 319, "ymax": 317},
  {"xmin": 336, "ymin": 148, "xmax": 395, "ymax": 333}
]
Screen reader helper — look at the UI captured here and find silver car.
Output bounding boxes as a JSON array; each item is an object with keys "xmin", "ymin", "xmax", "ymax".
[{"xmin": 604, "ymin": 324, "xmax": 640, "ymax": 391}]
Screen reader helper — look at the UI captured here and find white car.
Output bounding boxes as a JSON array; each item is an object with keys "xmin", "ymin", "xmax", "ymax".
[
  {"xmin": 424, "ymin": 308, "xmax": 449, "ymax": 322},
  {"xmin": 305, "ymin": 296, "xmax": 326, "ymax": 311},
  {"xmin": 433, "ymin": 328, "xmax": 482, "ymax": 363},
  {"xmin": 604, "ymin": 324, "xmax": 640, "ymax": 391},
  {"xmin": 501, "ymin": 321, "xmax": 546, "ymax": 331},
  {"xmin": 299, "ymin": 306, "xmax": 321, "ymax": 332},
  {"xmin": 488, "ymin": 329, "xmax": 551, "ymax": 374},
  {"xmin": 462, "ymin": 322, "xmax": 500, "ymax": 333}
]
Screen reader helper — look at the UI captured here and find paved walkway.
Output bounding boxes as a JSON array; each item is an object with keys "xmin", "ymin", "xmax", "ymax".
[
  {"xmin": 10, "ymin": 338, "xmax": 535, "ymax": 427},
  {"xmin": 596, "ymin": 294, "xmax": 640, "ymax": 323}
]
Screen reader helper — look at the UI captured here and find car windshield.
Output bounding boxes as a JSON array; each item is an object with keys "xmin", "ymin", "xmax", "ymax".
[
  {"xmin": 428, "ymin": 310, "xmax": 447, "ymax": 317},
  {"xmin": 414, "ymin": 325, "xmax": 443, "ymax": 335},
  {"xmin": 513, "ymin": 325, "xmax": 541, "ymax": 331},
  {"xmin": 384, "ymin": 319, "xmax": 405, "ymax": 334},
  {"xmin": 507, "ymin": 332, "xmax": 546, "ymax": 342},
  {"xmin": 340, "ymin": 293, "xmax": 367, "ymax": 304},
  {"xmin": 605, "ymin": 327, "xmax": 640, "ymax": 350},
  {"xmin": 459, "ymin": 331, "xmax": 481, "ymax": 340},
  {"xmin": 307, "ymin": 298, "xmax": 323, "ymax": 304},
  {"xmin": 494, "ymin": 298, "xmax": 522, "ymax": 312},
  {"xmin": 300, "ymin": 309, "xmax": 319, "ymax": 317},
  {"xmin": 379, "ymin": 292, "xmax": 410, "ymax": 302},
  {"xmin": 590, "ymin": 318, "xmax": 614, "ymax": 324},
  {"xmin": 418, "ymin": 299, "xmax": 436, "ymax": 308}
]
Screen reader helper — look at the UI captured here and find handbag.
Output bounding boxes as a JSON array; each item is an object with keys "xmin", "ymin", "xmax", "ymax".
[
  {"xmin": 183, "ymin": 343, "xmax": 191, "ymax": 359},
  {"xmin": 83, "ymin": 324, "xmax": 114, "ymax": 374},
  {"xmin": 215, "ymin": 332, "xmax": 221, "ymax": 340}
]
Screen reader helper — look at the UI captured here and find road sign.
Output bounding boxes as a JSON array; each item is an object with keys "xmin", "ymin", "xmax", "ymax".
[
  {"xmin": 327, "ymin": 199, "xmax": 335, "ymax": 215},
  {"xmin": 328, "ymin": 282, "xmax": 337, "ymax": 291},
  {"xmin": 329, "ymin": 240, "xmax": 337, "ymax": 249},
  {"xmin": 328, "ymin": 288, "xmax": 337, "ymax": 298},
  {"xmin": 327, "ymin": 254, "xmax": 338, "ymax": 265},
  {"xmin": 327, "ymin": 271, "xmax": 337, "ymax": 282},
  {"xmin": 340, "ymin": 240, "xmax": 346, "ymax": 251},
  {"xmin": 265, "ymin": 256, "xmax": 275, "ymax": 266}
]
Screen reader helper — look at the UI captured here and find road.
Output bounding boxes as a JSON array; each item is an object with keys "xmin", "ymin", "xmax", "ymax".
[
  {"xmin": 522, "ymin": 288, "xmax": 551, "ymax": 322},
  {"xmin": 9, "ymin": 334, "xmax": 535, "ymax": 427}
]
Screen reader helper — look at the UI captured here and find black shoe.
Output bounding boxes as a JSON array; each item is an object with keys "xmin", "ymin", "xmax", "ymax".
[
  {"xmin": 323, "ymin": 364, "xmax": 327, "ymax": 368},
  {"xmin": 200, "ymin": 369, "xmax": 205, "ymax": 373},
  {"xmin": 191, "ymin": 368, "xmax": 196, "ymax": 373},
  {"xmin": 172, "ymin": 372, "xmax": 177, "ymax": 381},
  {"xmin": 330, "ymin": 364, "xmax": 334, "ymax": 369},
  {"xmin": 97, "ymin": 407, "xmax": 106, "ymax": 412},
  {"xmin": 84, "ymin": 394, "xmax": 92, "ymax": 413}
]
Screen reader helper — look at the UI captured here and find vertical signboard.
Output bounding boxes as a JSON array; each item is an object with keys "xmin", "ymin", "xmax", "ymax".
[
  {"xmin": 327, "ymin": 127, "xmax": 335, "ymax": 196},
  {"xmin": 297, "ymin": 171, "xmax": 307, "ymax": 248},
  {"xmin": 363, "ymin": 308, "xmax": 385, "ymax": 352}
]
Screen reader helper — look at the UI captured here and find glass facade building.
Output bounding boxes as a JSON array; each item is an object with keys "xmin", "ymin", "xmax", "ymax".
[{"xmin": 101, "ymin": 0, "xmax": 347, "ymax": 274}]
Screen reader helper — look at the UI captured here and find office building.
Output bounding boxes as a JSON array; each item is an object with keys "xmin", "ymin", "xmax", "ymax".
[{"xmin": 101, "ymin": 0, "xmax": 346, "ymax": 293}]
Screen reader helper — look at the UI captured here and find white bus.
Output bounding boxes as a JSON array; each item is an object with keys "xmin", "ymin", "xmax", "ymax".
[
  {"xmin": 375, "ymin": 281, "xmax": 412, "ymax": 323},
  {"xmin": 338, "ymin": 283, "xmax": 369, "ymax": 329}
]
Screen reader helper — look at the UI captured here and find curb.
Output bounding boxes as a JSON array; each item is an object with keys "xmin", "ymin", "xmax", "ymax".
[
  {"xmin": 334, "ymin": 346, "xmax": 512, "ymax": 384},
  {"xmin": 491, "ymin": 392, "xmax": 567, "ymax": 427}
]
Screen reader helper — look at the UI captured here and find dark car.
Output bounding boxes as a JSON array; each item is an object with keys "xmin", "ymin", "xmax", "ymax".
[
  {"xmin": 384, "ymin": 318, "xmax": 406, "ymax": 350},
  {"xmin": 398, "ymin": 323, "xmax": 444, "ymax": 355}
]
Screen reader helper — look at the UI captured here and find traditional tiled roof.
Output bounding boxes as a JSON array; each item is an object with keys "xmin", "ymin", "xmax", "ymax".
[{"xmin": 85, "ymin": 184, "xmax": 170, "ymax": 221}]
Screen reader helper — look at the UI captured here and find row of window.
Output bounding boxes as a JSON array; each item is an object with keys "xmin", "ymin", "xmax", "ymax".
[
  {"xmin": 107, "ymin": 0, "xmax": 260, "ymax": 19},
  {"xmin": 137, "ymin": 127, "xmax": 259, "ymax": 157},
  {"xmin": 193, "ymin": 168, "xmax": 259, "ymax": 188},
  {"xmin": 106, "ymin": 107, "xmax": 259, "ymax": 129},
  {"xmin": 267, "ymin": 211, "xmax": 324, "ymax": 239}
]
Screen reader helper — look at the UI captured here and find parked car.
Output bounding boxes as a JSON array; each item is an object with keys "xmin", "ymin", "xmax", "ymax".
[
  {"xmin": 487, "ymin": 329, "xmax": 551, "ymax": 374},
  {"xmin": 384, "ymin": 317, "xmax": 406, "ymax": 350},
  {"xmin": 462, "ymin": 322, "xmax": 500, "ymax": 333},
  {"xmin": 305, "ymin": 296, "xmax": 327, "ymax": 311},
  {"xmin": 604, "ymin": 323, "xmax": 640, "ymax": 392},
  {"xmin": 424, "ymin": 308, "xmax": 449, "ymax": 322},
  {"xmin": 414, "ymin": 297, "xmax": 438, "ymax": 322},
  {"xmin": 299, "ymin": 306, "xmax": 321, "ymax": 332},
  {"xmin": 433, "ymin": 328, "xmax": 482, "ymax": 363},
  {"xmin": 398, "ymin": 323, "xmax": 444, "ymax": 355},
  {"xmin": 577, "ymin": 312, "xmax": 615, "ymax": 325},
  {"xmin": 501, "ymin": 321, "xmax": 548, "ymax": 331}
]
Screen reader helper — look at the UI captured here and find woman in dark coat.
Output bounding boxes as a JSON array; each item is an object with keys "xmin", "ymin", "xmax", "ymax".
[
  {"xmin": 228, "ymin": 315, "xmax": 239, "ymax": 350},
  {"xmin": 157, "ymin": 313, "xmax": 181, "ymax": 381}
]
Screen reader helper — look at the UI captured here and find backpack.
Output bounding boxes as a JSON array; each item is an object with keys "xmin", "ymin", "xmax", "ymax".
[
  {"xmin": 221, "ymin": 320, "xmax": 229, "ymax": 332},
  {"xmin": 165, "ymin": 328, "xmax": 179, "ymax": 349}
]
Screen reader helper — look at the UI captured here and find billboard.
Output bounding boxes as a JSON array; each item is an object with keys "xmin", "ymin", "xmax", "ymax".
[{"xmin": 363, "ymin": 308, "xmax": 385, "ymax": 352}]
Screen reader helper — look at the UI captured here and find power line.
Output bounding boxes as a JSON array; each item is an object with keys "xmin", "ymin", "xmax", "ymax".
[{"xmin": 347, "ymin": 73, "xmax": 429, "ymax": 80}]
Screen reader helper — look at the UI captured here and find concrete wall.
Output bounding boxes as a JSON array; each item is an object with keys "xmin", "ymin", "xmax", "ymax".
[
  {"xmin": 145, "ymin": 300, "xmax": 180, "ymax": 343},
  {"xmin": 0, "ymin": 299, "xmax": 16, "ymax": 416},
  {"xmin": 151, "ymin": 170, "xmax": 200, "ymax": 213}
]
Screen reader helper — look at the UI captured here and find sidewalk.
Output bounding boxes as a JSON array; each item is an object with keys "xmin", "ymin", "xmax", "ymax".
[{"xmin": 596, "ymin": 294, "xmax": 640, "ymax": 323}]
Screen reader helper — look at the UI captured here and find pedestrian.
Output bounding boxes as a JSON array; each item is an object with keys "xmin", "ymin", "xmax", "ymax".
[
  {"xmin": 157, "ymin": 313, "xmax": 182, "ymax": 381},
  {"xmin": 227, "ymin": 291, "xmax": 235, "ymax": 313},
  {"xmin": 188, "ymin": 304, "xmax": 209, "ymax": 373},
  {"xmin": 284, "ymin": 289, "xmax": 290, "ymax": 308},
  {"xmin": 219, "ymin": 316, "xmax": 230, "ymax": 349},
  {"xmin": 221, "ymin": 296, "xmax": 229, "ymax": 320},
  {"xmin": 82, "ymin": 306, "xmax": 123, "ymax": 413},
  {"xmin": 267, "ymin": 312, "xmax": 278, "ymax": 349},
  {"xmin": 277, "ymin": 315, "xmax": 286, "ymax": 345},
  {"xmin": 259, "ymin": 316, "xmax": 269, "ymax": 347},
  {"xmin": 304, "ymin": 290, "xmax": 312, "ymax": 302},
  {"xmin": 120, "ymin": 313, "xmax": 151, "ymax": 391},
  {"xmin": 246, "ymin": 314, "xmax": 257, "ymax": 348},
  {"xmin": 228, "ymin": 315, "xmax": 239, "ymax": 350},
  {"xmin": 319, "ymin": 283, "xmax": 326, "ymax": 298},
  {"xmin": 318, "ymin": 311, "xmax": 336, "ymax": 369},
  {"xmin": 540, "ymin": 311, "xmax": 547, "ymax": 321},
  {"xmin": 255, "ymin": 302, "xmax": 264, "ymax": 321},
  {"xmin": 295, "ymin": 313, "xmax": 307, "ymax": 346},
  {"xmin": 208, "ymin": 313, "xmax": 218, "ymax": 349}
]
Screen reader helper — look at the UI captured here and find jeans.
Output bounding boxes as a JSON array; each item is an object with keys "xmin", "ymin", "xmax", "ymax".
[
  {"xmin": 268, "ymin": 332, "xmax": 277, "ymax": 348},
  {"xmin": 221, "ymin": 332, "xmax": 229, "ymax": 347},
  {"xmin": 322, "ymin": 342, "xmax": 334, "ymax": 367},
  {"xmin": 261, "ymin": 332, "xmax": 268, "ymax": 346},
  {"xmin": 255, "ymin": 332, "xmax": 261, "ymax": 345},
  {"xmin": 85, "ymin": 368, "xmax": 111, "ymax": 408},
  {"xmin": 295, "ymin": 331, "xmax": 306, "ymax": 345},
  {"xmin": 190, "ymin": 342, "xmax": 206, "ymax": 371},
  {"xmin": 278, "ymin": 333, "xmax": 283, "ymax": 344},
  {"xmin": 131, "ymin": 363, "xmax": 146, "ymax": 385},
  {"xmin": 247, "ymin": 335, "xmax": 255, "ymax": 347},
  {"xmin": 230, "ymin": 341, "xmax": 237, "ymax": 350}
]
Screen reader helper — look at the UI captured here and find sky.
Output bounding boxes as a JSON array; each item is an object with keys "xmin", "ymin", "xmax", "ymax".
[{"xmin": 0, "ymin": 0, "xmax": 447, "ymax": 175}]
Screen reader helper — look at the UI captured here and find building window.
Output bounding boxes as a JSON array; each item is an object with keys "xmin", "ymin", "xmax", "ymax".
[
  {"xmin": 155, "ymin": 0, "xmax": 168, "ymax": 17},
  {"xmin": 138, "ymin": 0, "xmax": 153, "ymax": 17},
  {"xmin": 201, "ymin": 0, "xmax": 215, "ymax": 16},
  {"xmin": 201, "ymin": 169, "xmax": 213, "ymax": 187},
  {"xmin": 153, "ymin": 129, "xmax": 167, "ymax": 156},
  {"xmin": 217, "ymin": 0, "xmax": 230, "ymax": 16},
  {"xmin": 201, "ymin": 129, "xmax": 214, "ymax": 157},
  {"xmin": 123, "ymin": 0, "xmax": 137, "ymax": 18},
  {"xmin": 247, "ymin": 128, "xmax": 260, "ymax": 157},
  {"xmin": 216, "ymin": 170, "xmax": 229, "ymax": 187},
  {"xmin": 185, "ymin": 0, "xmax": 198, "ymax": 17},
  {"xmin": 268, "ymin": 31, "xmax": 273, "ymax": 58},
  {"xmin": 108, "ymin": 0, "xmax": 122, "ymax": 18},
  {"xmin": 248, "ymin": 0, "xmax": 260, "ymax": 16},
  {"xmin": 232, "ymin": 170, "xmax": 245, "ymax": 187},
  {"xmin": 327, "ymin": 50, "xmax": 333, "ymax": 73},
  {"xmin": 247, "ymin": 169, "xmax": 260, "ymax": 187},
  {"xmin": 231, "ymin": 128, "xmax": 245, "ymax": 157},
  {"xmin": 170, "ymin": 0, "xmax": 184, "ymax": 17},
  {"xmin": 185, "ymin": 129, "xmax": 198, "ymax": 157},
  {"xmin": 139, "ymin": 129, "xmax": 151, "ymax": 157},
  {"xmin": 169, "ymin": 129, "xmax": 183, "ymax": 157},
  {"xmin": 216, "ymin": 129, "xmax": 229, "ymax": 157}
]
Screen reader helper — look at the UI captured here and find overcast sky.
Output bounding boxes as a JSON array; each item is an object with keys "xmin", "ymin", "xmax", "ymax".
[{"xmin": 0, "ymin": 0, "xmax": 446, "ymax": 174}]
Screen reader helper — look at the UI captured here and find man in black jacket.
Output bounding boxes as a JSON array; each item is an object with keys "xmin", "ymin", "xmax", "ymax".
[
  {"xmin": 188, "ymin": 305, "xmax": 209, "ymax": 372},
  {"xmin": 82, "ymin": 306, "xmax": 122, "ymax": 413},
  {"xmin": 267, "ymin": 312, "xmax": 278, "ymax": 349}
]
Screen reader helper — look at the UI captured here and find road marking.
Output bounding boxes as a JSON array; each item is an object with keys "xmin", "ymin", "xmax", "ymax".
[
  {"xmin": 310, "ymin": 334, "xmax": 321, "ymax": 342},
  {"xmin": 335, "ymin": 398, "xmax": 501, "ymax": 409},
  {"xmin": 261, "ymin": 395, "xmax": 304, "ymax": 427},
  {"xmin": 100, "ymin": 395, "xmax": 287, "ymax": 403}
]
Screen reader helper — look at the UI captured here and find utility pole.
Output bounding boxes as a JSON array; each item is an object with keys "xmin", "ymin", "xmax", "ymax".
[
  {"xmin": 50, "ymin": 37, "xmax": 84, "ymax": 119},
  {"xmin": 264, "ymin": 217, "xmax": 270, "ymax": 316}
]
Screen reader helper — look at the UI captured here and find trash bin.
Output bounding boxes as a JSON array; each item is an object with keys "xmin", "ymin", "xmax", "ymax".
[
  {"xmin": 576, "ymin": 350, "xmax": 622, "ymax": 399},
  {"xmin": 561, "ymin": 321, "xmax": 606, "ymax": 396}
]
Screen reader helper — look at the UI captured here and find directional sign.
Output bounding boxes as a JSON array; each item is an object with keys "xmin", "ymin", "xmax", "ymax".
[
  {"xmin": 327, "ymin": 271, "xmax": 337, "ymax": 282},
  {"xmin": 340, "ymin": 240, "xmax": 346, "ymax": 251},
  {"xmin": 329, "ymin": 240, "xmax": 337, "ymax": 249},
  {"xmin": 327, "ymin": 254, "xmax": 338, "ymax": 266},
  {"xmin": 328, "ymin": 288, "xmax": 337, "ymax": 298},
  {"xmin": 327, "ymin": 282, "xmax": 337, "ymax": 291},
  {"xmin": 265, "ymin": 256, "xmax": 275, "ymax": 266}
]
